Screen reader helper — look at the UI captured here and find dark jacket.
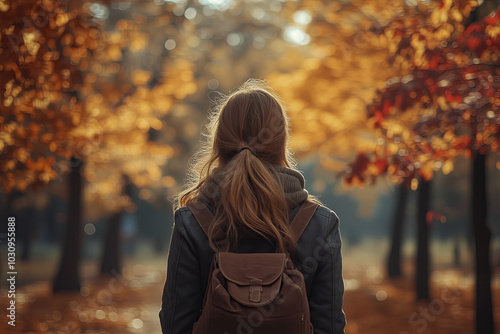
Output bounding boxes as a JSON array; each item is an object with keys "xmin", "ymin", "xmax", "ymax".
[{"xmin": 159, "ymin": 201, "xmax": 346, "ymax": 334}]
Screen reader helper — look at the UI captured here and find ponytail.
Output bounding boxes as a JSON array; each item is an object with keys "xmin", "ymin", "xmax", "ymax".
[
  {"xmin": 209, "ymin": 148, "xmax": 295, "ymax": 253},
  {"xmin": 177, "ymin": 79, "xmax": 302, "ymax": 253}
]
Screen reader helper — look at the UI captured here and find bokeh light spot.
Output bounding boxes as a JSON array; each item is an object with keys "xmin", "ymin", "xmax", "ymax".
[
  {"xmin": 84, "ymin": 223, "xmax": 96, "ymax": 236},
  {"xmin": 109, "ymin": 312, "xmax": 119, "ymax": 322},
  {"xmin": 344, "ymin": 278, "xmax": 360, "ymax": 291},
  {"xmin": 184, "ymin": 7, "xmax": 197, "ymax": 20},
  {"xmin": 88, "ymin": 3, "xmax": 109, "ymax": 19},
  {"xmin": 130, "ymin": 318, "xmax": 144, "ymax": 329},
  {"xmin": 164, "ymin": 39, "xmax": 176, "ymax": 50},
  {"xmin": 283, "ymin": 26, "xmax": 310, "ymax": 45},
  {"xmin": 207, "ymin": 78, "xmax": 220, "ymax": 90},
  {"xmin": 79, "ymin": 312, "xmax": 89, "ymax": 322},
  {"xmin": 411, "ymin": 178, "xmax": 419, "ymax": 191},
  {"xmin": 39, "ymin": 322, "xmax": 49, "ymax": 331},
  {"xmin": 96, "ymin": 309, "xmax": 106, "ymax": 320},
  {"xmin": 227, "ymin": 33, "xmax": 243, "ymax": 46},
  {"xmin": 80, "ymin": 285, "xmax": 90, "ymax": 297},
  {"xmin": 251, "ymin": 8, "xmax": 266, "ymax": 21},
  {"xmin": 293, "ymin": 10, "xmax": 312, "ymax": 25},
  {"xmin": 376, "ymin": 290, "xmax": 388, "ymax": 301}
]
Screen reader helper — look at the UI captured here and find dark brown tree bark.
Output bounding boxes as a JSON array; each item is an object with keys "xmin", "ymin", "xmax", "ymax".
[
  {"xmin": 467, "ymin": 0, "xmax": 497, "ymax": 330},
  {"xmin": 387, "ymin": 183, "xmax": 409, "ymax": 278},
  {"xmin": 52, "ymin": 157, "xmax": 84, "ymax": 292},
  {"xmin": 100, "ymin": 175, "xmax": 132, "ymax": 275},
  {"xmin": 100, "ymin": 210, "xmax": 123, "ymax": 275},
  {"xmin": 416, "ymin": 178, "xmax": 431, "ymax": 300},
  {"xmin": 472, "ymin": 152, "xmax": 494, "ymax": 334},
  {"xmin": 20, "ymin": 206, "xmax": 35, "ymax": 261}
]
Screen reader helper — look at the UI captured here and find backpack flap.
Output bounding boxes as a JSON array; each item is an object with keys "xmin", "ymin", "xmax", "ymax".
[{"xmin": 217, "ymin": 252, "xmax": 287, "ymax": 307}]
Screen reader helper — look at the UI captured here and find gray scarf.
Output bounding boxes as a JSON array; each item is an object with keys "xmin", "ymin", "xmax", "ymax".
[
  {"xmin": 274, "ymin": 166, "xmax": 309, "ymax": 209},
  {"xmin": 200, "ymin": 166, "xmax": 309, "ymax": 209}
]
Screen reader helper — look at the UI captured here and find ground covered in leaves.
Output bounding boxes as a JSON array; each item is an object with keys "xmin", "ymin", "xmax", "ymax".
[{"xmin": 1, "ymin": 247, "xmax": 500, "ymax": 334}]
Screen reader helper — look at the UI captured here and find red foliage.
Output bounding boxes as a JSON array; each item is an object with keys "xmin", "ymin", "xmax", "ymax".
[
  {"xmin": 349, "ymin": 5, "xmax": 500, "ymax": 185},
  {"xmin": 345, "ymin": 153, "xmax": 370, "ymax": 185}
]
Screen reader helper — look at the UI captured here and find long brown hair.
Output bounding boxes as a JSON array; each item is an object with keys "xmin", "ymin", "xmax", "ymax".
[{"xmin": 176, "ymin": 79, "xmax": 307, "ymax": 252}]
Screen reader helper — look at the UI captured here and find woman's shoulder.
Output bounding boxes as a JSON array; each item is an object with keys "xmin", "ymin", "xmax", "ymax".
[
  {"xmin": 172, "ymin": 205, "xmax": 204, "ymax": 233},
  {"xmin": 293, "ymin": 202, "xmax": 342, "ymax": 258},
  {"xmin": 314, "ymin": 204, "xmax": 340, "ymax": 223},
  {"xmin": 173, "ymin": 200, "xmax": 216, "ymax": 235},
  {"xmin": 306, "ymin": 202, "xmax": 341, "ymax": 237}
]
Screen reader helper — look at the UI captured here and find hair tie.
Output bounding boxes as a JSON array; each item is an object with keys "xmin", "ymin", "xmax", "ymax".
[{"xmin": 238, "ymin": 147, "xmax": 257, "ymax": 157}]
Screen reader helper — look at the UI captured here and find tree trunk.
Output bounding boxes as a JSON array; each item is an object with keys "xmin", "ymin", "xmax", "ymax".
[
  {"xmin": 100, "ymin": 175, "xmax": 132, "ymax": 275},
  {"xmin": 20, "ymin": 206, "xmax": 35, "ymax": 261},
  {"xmin": 467, "ymin": 1, "xmax": 496, "ymax": 330},
  {"xmin": 45, "ymin": 195, "xmax": 62, "ymax": 243},
  {"xmin": 472, "ymin": 152, "xmax": 494, "ymax": 334},
  {"xmin": 387, "ymin": 183, "xmax": 408, "ymax": 278},
  {"xmin": 416, "ymin": 178, "xmax": 431, "ymax": 300},
  {"xmin": 52, "ymin": 157, "xmax": 83, "ymax": 292},
  {"xmin": 100, "ymin": 211, "xmax": 123, "ymax": 275}
]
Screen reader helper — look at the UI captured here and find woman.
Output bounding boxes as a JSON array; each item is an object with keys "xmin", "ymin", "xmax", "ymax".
[{"xmin": 159, "ymin": 79, "xmax": 346, "ymax": 333}]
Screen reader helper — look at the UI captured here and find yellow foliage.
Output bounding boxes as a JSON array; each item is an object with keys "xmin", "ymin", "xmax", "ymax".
[
  {"xmin": 420, "ymin": 161, "xmax": 434, "ymax": 180},
  {"xmin": 442, "ymin": 160, "xmax": 454, "ymax": 175},
  {"xmin": 107, "ymin": 44, "xmax": 122, "ymax": 61},
  {"xmin": 0, "ymin": 0, "xmax": 196, "ymax": 202},
  {"xmin": 486, "ymin": 25, "xmax": 500, "ymax": 39},
  {"xmin": 431, "ymin": 7, "xmax": 449, "ymax": 26},
  {"xmin": 129, "ymin": 32, "xmax": 149, "ymax": 51},
  {"xmin": 411, "ymin": 178, "xmax": 418, "ymax": 190}
]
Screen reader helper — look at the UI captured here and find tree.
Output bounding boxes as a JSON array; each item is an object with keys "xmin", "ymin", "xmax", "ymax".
[
  {"xmin": 0, "ymin": 0, "xmax": 104, "ymax": 291},
  {"xmin": 52, "ymin": 157, "xmax": 83, "ymax": 291},
  {"xmin": 4, "ymin": 0, "xmax": 309, "ymax": 288},
  {"xmin": 272, "ymin": 1, "xmax": 498, "ymax": 329},
  {"xmin": 345, "ymin": 1, "xmax": 499, "ymax": 332},
  {"xmin": 55, "ymin": 2, "xmax": 195, "ymax": 286},
  {"xmin": 0, "ymin": 0, "xmax": 99, "ymax": 192},
  {"xmin": 1, "ymin": 0, "xmax": 195, "ymax": 290}
]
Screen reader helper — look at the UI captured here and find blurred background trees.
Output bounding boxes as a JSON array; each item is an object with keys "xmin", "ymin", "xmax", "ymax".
[
  {"xmin": 1, "ymin": 0, "xmax": 195, "ymax": 290},
  {"xmin": 1, "ymin": 0, "xmax": 500, "ymax": 333},
  {"xmin": 338, "ymin": 1, "xmax": 499, "ymax": 332}
]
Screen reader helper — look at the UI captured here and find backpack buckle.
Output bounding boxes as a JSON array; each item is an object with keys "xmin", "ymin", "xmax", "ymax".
[{"xmin": 249, "ymin": 278, "xmax": 263, "ymax": 303}]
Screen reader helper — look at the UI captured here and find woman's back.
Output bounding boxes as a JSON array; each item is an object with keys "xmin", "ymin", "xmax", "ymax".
[
  {"xmin": 159, "ymin": 80, "xmax": 346, "ymax": 333},
  {"xmin": 159, "ymin": 199, "xmax": 345, "ymax": 333}
]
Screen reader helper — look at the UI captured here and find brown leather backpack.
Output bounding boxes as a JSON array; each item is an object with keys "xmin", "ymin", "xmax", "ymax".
[{"xmin": 187, "ymin": 200, "xmax": 319, "ymax": 334}]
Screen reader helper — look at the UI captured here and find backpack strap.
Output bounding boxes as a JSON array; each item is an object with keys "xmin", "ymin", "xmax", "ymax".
[
  {"xmin": 187, "ymin": 200, "xmax": 213, "ymax": 238},
  {"xmin": 187, "ymin": 200, "xmax": 231, "ymax": 252},
  {"xmin": 187, "ymin": 200, "xmax": 319, "ymax": 250},
  {"xmin": 289, "ymin": 201, "xmax": 319, "ymax": 242}
]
